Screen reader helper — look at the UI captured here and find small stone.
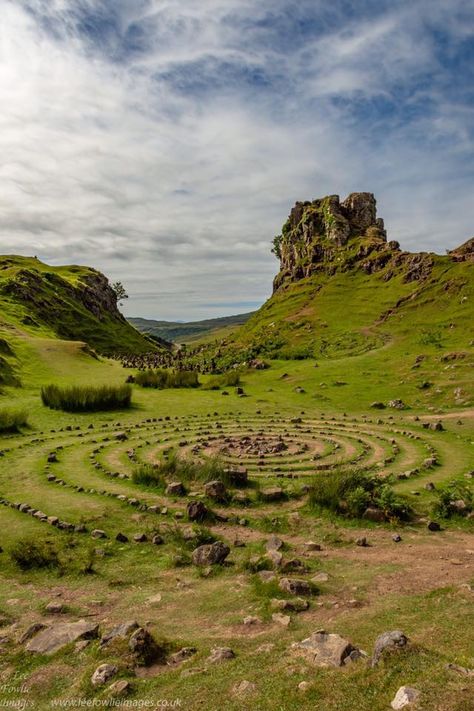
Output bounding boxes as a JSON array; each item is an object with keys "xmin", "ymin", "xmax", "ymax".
[
  {"xmin": 152, "ymin": 534, "xmax": 164, "ymax": 545},
  {"xmin": 390, "ymin": 686, "xmax": 420, "ymax": 709},
  {"xmin": 298, "ymin": 681, "xmax": 311, "ymax": 692},
  {"xmin": 392, "ymin": 534, "xmax": 402, "ymax": 543},
  {"xmin": 356, "ymin": 537, "xmax": 369, "ymax": 547},
  {"xmin": 133, "ymin": 533, "xmax": 147, "ymax": 543},
  {"xmin": 266, "ymin": 535, "xmax": 284, "ymax": 552},
  {"xmin": 232, "ymin": 680, "xmax": 256, "ymax": 696},
  {"xmin": 107, "ymin": 680, "xmax": 131, "ymax": 698},
  {"xmin": 371, "ymin": 630, "xmax": 409, "ymax": 667},
  {"xmin": 192, "ymin": 541, "xmax": 230, "ymax": 566},
  {"xmin": 45, "ymin": 601, "xmax": 64, "ymax": 614},
  {"xmin": 427, "ymin": 521, "xmax": 441, "ymax": 531},
  {"xmin": 91, "ymin": 529, "xmax": 107, "ymax": 539},
  {"xmin": 304, "ymin": 541, "xmax": 322, "ymax": 551},
  {"xmin": 272, "ymin": 613, "xmax": 291, "ymax": 627},
  {"xmin": 91, "ymin": 664, "xmax": 118, "ymax": 686},
  {"xmin": 243, "ymin": 616, "xmax": 261, "ymax": 625},
  {"xmin": 115, "ymin": 532, "xmax": 129, "ymax": 543},
  {"xmin": 311, "ymin": 572, "xmax": 329, "ymax": 583},
  {"xmin": 279, "ymin": 577, "xmax": 312, "ymax": 596},
  {"xmin": 208, "ymin": 646, "xmax": 235, "ymax": 663}
]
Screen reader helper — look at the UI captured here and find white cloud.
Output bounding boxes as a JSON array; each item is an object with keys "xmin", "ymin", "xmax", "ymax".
[{"xmin": 0, "ymin": 0, "xmax": 472, "ymax": 319}]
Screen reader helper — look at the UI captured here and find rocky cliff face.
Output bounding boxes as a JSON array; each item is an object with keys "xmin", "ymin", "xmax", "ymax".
[{"xmin": 272, "ymin": 192, "xmax": 436, "ymax": 291}]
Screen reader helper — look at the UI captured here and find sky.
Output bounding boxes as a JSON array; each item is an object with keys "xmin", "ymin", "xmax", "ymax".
[{"xmin": 0, "ymin": 0, "xmax": 473, "ymax": 320}]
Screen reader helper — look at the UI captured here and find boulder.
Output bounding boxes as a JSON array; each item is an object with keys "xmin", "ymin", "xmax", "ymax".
[
  {"xmin": 166, "ymin": 482, "xmax": 185, "ymax": 496},
  {"xmin": 26, "ymin": 620, "xmax": 99, "ymax": 654},
  {"xmin": 279, "ymin": 578, "xmax": 312, "ymax": 596},
  {"xmin": 91, "ymin": 529, "xmax": 107, "ymax": 539},
  {"xmin": 187, "ymin": 500, "xmax": 208, "ymax": 522},
  {"xmin": 292, "ymin": 630, "xmax": 359, "ymax": 667},
  {"xmin": 204, "ymin": 480, "xmax": 227, "ymax": 501},
  {"xmin": 91, "ymin": 663, "xmax": 118, "ymax": 687},
  {"xmin": 107, "ymin": 680, "xmax": 131, "ymax": 698},
  {"xmin": 391, "ymin": 686, "xmax": 420, "ymax": 709},
  {"xmin": 192, "ymin": 542, "xmax": 230, "ymax": 566},
  {"xmin": 128, "ymin": 627, "xmax": 161, "ymax": 665},
  {"xmin": 371, "ymin": 630, "xmax": 409, "ymax": 667},
  {"xmin": 260, "ymin": 487, "xmax": 285, "ymax": 502},
  {"xmin": 101, "ymin": 621, "xmax": 139, "ymax": 646},
  {"xmin": 207, "ymin": 646, "xmax": 235, "ymax": 663}
]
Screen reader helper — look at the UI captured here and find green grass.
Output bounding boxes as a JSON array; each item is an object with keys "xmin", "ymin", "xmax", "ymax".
[
  {"xmin": 134, "ymin": 368, "xmax": 200, "ymax": 389},
  {"xmin": 0, "ymin": 406, "xmax": 28, "ymax": 433},
  {"xmin": 41, "ymin": 383, "xmax": 132, "ymax": 412}
]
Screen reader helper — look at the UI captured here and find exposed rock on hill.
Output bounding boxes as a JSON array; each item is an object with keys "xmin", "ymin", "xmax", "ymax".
[{"xmin": 273, "ymin": 192, "xmax": 441, "ymax": 291}]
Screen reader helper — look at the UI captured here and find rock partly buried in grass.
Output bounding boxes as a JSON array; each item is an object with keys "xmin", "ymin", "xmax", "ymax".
[
  {"xmin": 260, "ymin": 486, "xmax": 285, "ymax": 502},
  {"xmin": 166, "ymin": 482, "xmax": 186, "ymax": 496},
  {"xmin": 390, "ymin": 686, "xmax": 420, "ymax": 709},
  {"xmin": 91, "ymin": 663, "xmax": 118, "ymax": 686},
  {"xmin": 107, "ymin": 680, "xmax": 131, "ymax": 698},
  {"xmin": 292, "ymin": 630, "xmax": 360, "ymax": 667},
  {"xmin": 224, "ymin": 467, "xmax": 248, "ymax": 486},
  {"xmin": 168, "ymin": 647, "xmax": 197, "ymax": 665},
  {"xmin": 192, "ymin": 541, "xmax": 230, "ymax": 566},
  {"xmin": 427, "ymin": 521, "xmax": 441, "ymax": 531},
  {"xmin": 232, "ymin": 680, "xmax": 256, "ymax": 697},
  {"xmin": 91, "ymin": 529, "xmax": 107, "ymax": 539},
  {"xmin": 100, "ymin": 621, "xmax": 139, "ymax": 647},
  {"xmin": 187, "ymin": 500, "xmax": 208, "ymax": 522},
  {"xmin": 271, "ymin": 598, "xmax": 309, "ymax": 612},
  {"xmin": 208, "ymin": 647, "xmax": 235, "ymax": 663},
  {"xmin": 115, "ymin": 533, "xmax": 129, "ymax": 543},
  {"xmin": 204, "ymin": 480, "xmax": 227, "ymax": 501},
  {"xmin": 279, "ymin": 577, "xmax": 312, "ymax": 596},
  {"xmin": 272, "ymin": 613, "xmax": 291, "ymax": 627},
  {"xmin": 45, "ymin": 601, "xmax": 64, "ymax": 614},
  {"xmin": 133, "ymin": 533, "xmax": 147, "ymax": 543},
  {"xmin": 370, "ymin": 402, "xmax": 386, "ymax": 409},
  {"xmin": 25, "ymin": 620, "xmax": 99, "ymax": 654},
  {"xmin": 266, "ymin": 535, "xmax": 284, "ymax": 552},
  {"xmin": 363, "ymin": 506, "xmax": 386, "ymax": 522},
  {"xmin": 371, "ymin": 630, "xmax": 409, "ymax": 667}
]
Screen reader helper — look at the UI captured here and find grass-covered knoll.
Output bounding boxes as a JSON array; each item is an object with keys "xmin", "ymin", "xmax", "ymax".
[
  {"xmin": 0, "ymin": 407, "xmax": 28, "ymax": 433},
  {"xmin": 41, "ymin": 383, "xmax": 132, "ymax": 412},
  {"xmin": 0, "ymin": 254, "xmax": 160, "ymax": 355}
]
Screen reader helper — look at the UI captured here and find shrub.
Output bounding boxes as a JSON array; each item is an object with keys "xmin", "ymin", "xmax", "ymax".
[
  {"xmin": 10, "ymin": 537, "xmax": 61, "ymax": 571},
  {"xmin": 41, "ymin": 384, "xmax": 132, "ymax": 412},
  {"xmin": 308, "ymin": 468, "xmax": 411, "ymax": 521},
  {"xmin": 154, "ymin": 451, "xmax": 231, "ymax": 486},
  {"xmin": 0, "ymin": 407, "xmax": 28, "ymax": 433},
  {"xmin": 134, "ymin": 369, "xmax": 199, "ymax": 389},
  {"xmin": 432, "ymin": 479, "xmax": 473, "ymax": 518}
]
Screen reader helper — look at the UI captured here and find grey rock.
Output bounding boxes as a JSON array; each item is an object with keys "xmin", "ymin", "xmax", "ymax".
[
  {"xmin": 371, "ymin": 630, "xmax": 409, "ymax": 667},
  {"xmin": 91, "ymin": 663, "xmax": 118, "ymax": 686},
  {"xmin": 192, "ymin": 541, "xmax": 230, "ymax": 566},
  {"xmin": 293, "ymin": 629, "xmax": 359, "ymax": 667},
  {"xmin": 26, "ymin": 620, "xmax": 99, "ymax": 654}
]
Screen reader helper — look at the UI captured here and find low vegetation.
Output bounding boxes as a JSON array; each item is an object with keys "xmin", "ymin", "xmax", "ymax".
[
  {"xmin": 202, "ymin": 370, "xmax": 241, "ymax": 389},
  {"xmin": 432, "ymin": 479, "xmax": 473, "ymax": 518},
  {"xmin": 308, "ymin": 468, "xmax": 411, "ymax": 521},
  {"xmin": 0, "ymin": 407, "xmax": 28, "ymax": 433},
  {"xmin": 134, "ymin": 369, "xmax": 199, "ymax": 389},
  {"xmin": 41, "ymin": 384, "xmax": 132, "ymax": 412}
]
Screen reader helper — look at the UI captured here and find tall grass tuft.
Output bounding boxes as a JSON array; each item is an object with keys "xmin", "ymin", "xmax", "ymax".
[
  {"xmin": 308, "ymin": 467, "xmax": 411, "ymax": 521},
  {"xmin": 134, "ymin": 369, "xmax": 199, "ymax": 389},
  {"xmin": 132, "ymin": 463, "xmax": 166, "ymax": 489},
  {"xmin": 0, "ymin": 407, "xmax": 28, "ymax": 433},
  {"xmin": 41, "ymin": 384, "xmax": 132, "ymax": 412},
  {"xmin": 202, "ymin": 371, "xmax": 241, "ymax": 390}
]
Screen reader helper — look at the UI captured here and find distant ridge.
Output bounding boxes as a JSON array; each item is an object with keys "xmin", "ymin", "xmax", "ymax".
[{"xmin": 129, "ymin": 312, "xmax": 255, "ymax": 344}]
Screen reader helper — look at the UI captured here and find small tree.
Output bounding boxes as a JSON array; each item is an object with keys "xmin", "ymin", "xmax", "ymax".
[
  {"xmin": 271, "ymin": 234, "xmax": 283, "ymax": 260},
  {"xmin": 112, "ymin": 281, "xmax": 128, "ymax": 304}
]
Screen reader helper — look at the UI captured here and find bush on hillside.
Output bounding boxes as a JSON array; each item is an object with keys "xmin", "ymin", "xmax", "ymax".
[
  {"xmin": 432, "ymin": 479, "xmax": 473, "ymax": 518},
  {"xmin": 10, "ymin": 537, "xmax": 61, "ymax": 571},
  {"xmin": 0, "ymin": 407, "xmax": 28, "ymax": 433},
  {"xmin": 41, "ymin": 384, "xmax": 132, "ymax": 412},
  {"xmin": 134, "ymin": 369, "xmax": 199, "ymax": 389},
  {"xmin": 308, "ymin": 468, "xmax": 411, "ymax": 521}
]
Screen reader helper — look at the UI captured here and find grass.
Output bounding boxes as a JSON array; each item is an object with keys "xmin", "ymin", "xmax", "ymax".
[
  {"xmin": 41, "ymin": 383, "xmax": 132, "ymax": 412},
  {"xmin": 134, "ymin": 368, "xmax": 199, "ymax": 389},
  {"xmin": 0, "ymin": 406, "xmax": 28, "ymax": 433}
]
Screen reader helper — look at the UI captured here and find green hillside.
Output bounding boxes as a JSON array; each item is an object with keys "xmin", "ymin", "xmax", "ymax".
[
  {"xmin": 0, "ymin": 256, "xmax": 163, "ymax": 385},
  {"xmin": 129, "ymin": 311, "xmax": 255, "ymax": 344}
]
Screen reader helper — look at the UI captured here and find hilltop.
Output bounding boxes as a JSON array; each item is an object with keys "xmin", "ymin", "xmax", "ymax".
[
  {"xmin": 0, "ymin": 256, "xmax": 164, "ymax": 385},
  {"xmin": 129, "ymin": 311, "xmax": 255, "ymax": 344}
]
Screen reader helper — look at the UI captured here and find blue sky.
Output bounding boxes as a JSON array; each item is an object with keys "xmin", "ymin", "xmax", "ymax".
[{"xmin": 0, "ymin": 0, "xmax": 473, "ymax": 320}]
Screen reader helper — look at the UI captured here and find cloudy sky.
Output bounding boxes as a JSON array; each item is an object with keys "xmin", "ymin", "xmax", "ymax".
[{"xmin": 0, "ymin": 0, "xmax": 473, "ymax": 320}]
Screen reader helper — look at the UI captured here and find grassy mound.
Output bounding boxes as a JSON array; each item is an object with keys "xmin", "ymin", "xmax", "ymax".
[{"xmin": 41, "ymin": 384, "xmax": 132, "ymax": 412}]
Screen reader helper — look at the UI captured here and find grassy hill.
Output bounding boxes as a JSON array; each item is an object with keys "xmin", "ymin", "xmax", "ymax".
[
  {"xmin": 0, "ymin": 255, "xmax": 163, "ymax": 386},
  {"xmin": 129, "ymin": 311, "xmax": 255, "ymax": 344}
]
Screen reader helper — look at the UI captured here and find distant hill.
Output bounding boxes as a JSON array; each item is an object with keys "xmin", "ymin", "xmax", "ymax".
[
  {"xmin": 0, "ymin": 256, "xmax": 165, "ymax": 384},
  {"xmin": 129, "ymin": 312, "xmax": 255, "ymax": 344}
]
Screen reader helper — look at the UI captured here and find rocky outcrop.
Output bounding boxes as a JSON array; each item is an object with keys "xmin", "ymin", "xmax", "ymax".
[{"xmin": 273, "ymin": 192, "xmax": 392, "ymax": 290}]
